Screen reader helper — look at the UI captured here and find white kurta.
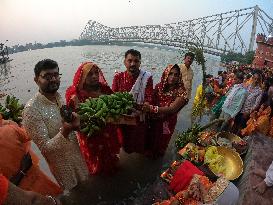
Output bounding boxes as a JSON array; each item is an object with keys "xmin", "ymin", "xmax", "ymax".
[
  {"xmin": 23, "ymin": 92, "xmax": 88, "ymax": 190},
  {"xmin": 179, "ymin": 63, "xmax": 194, "ymax": 99}
]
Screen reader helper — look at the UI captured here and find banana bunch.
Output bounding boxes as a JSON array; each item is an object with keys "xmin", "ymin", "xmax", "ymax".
[
  {"xmin": 78, "ymin": 92, "xmax": 135, "ymax": 138},
  {"xmin": 0, "ymin": 95, "xmax": 24, "ymax": 123}
]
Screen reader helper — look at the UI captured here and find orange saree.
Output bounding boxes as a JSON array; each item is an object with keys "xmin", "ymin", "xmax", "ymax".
[
  {"xmin": 0, "ymin": 120, "xmax": 62, "ymax": 196},
  {"xmin": 241, "ymin": 105, "xmax": 271, "ymax": 136}
]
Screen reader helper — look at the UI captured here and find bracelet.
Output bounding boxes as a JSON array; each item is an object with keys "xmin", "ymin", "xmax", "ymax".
[
  {"xmin": 154, "ymin": 106, "xmax": 159, "ymax": 113},
  {"xmin": 150, "ymin": 105, "xmax": 159, "ymax": 113},
  {"xmin": 46, "ymin": 195, "xmax": 58, "ymax": 205}
]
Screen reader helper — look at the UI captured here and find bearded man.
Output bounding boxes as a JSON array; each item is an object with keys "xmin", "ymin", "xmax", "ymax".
[
  {"xmin": 23, "ymin": 59, "xmax": 88, "ymax": 191},
  {"xmin": 112, "ymin": 49, "xmax": 153, "ymax": 154}
]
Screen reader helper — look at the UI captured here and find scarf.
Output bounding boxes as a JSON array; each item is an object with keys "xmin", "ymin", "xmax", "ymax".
[
  {"xmin": 129, "ymin": 69, "xmax": 151, "ymax": 104},
  {"xmin": 65, "ymin": 62, "xmax": 108, "ymax": 105}
]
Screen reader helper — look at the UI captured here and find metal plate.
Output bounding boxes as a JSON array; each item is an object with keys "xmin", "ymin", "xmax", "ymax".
[{"xmin": 210, "ymin": 146, "xmax": 244, "ymax": 180}]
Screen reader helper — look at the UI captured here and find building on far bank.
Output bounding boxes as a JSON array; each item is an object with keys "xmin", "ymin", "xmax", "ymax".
[{"xmin": 252, "ymin": 33, "xmax": 273, "ymax": 68}]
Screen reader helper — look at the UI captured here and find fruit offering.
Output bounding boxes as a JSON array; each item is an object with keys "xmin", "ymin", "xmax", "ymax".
[
  {"xmin": 78, "ymin": 92, "xmax": 135, "ymax": 137},
  {"xmin": 175, "ymin": 124, "xmax": 202, "ymax": 149},
  {"xmin": 178, "ymin": 143, "xmax": 205, "ymax": 164},
  {"xmin": 175, "ymin": 119, "xmax": 224, "ymax": 150},
  {"xmin": 198, "ymin": 130, "xmax": 217, "ymax": 146}
]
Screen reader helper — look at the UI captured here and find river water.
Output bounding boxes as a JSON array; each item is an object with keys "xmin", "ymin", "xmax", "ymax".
[{"xmin": 0, "ymin": 45, "xmax": 222, "ymax": 205}]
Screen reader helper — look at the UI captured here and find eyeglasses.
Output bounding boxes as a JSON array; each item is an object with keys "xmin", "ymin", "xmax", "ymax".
[{"xmin": 39, "ymin": 73, "xmax": 62, "ymax": 81}]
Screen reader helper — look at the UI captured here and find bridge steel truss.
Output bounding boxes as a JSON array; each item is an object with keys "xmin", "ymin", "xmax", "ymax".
[{"xmin": 80, "ymin": 5, "xmax": 273, "ymax": 55}]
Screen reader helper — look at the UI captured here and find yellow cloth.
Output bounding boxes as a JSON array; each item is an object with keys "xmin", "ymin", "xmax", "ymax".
[
  {"xmin": 193, "ymin": 84, "xmax": 203, "ymax": 108},
  {"xmin": 192, "ymin": 84, "xmax": 207, "ymax": 118},
  {"xmin": 179, "ymin": 63, "xmax": 194, "ymax": 99}
]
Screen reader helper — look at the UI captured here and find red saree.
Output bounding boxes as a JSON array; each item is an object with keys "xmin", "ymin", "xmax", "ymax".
[
  {"xmin": 66, "ymin": 62, "xmax": 120, "ymax": 175},
  {"xmin": 0, "ymin": 174, "xmax": 8, "ymax": 205},
  {"xmin": 112, "ymin": 71, "xmax": 153, "ymax": 154},
  {"xmin": 147, "ymin": 65, "xmax": 188, "ymax": 157}
]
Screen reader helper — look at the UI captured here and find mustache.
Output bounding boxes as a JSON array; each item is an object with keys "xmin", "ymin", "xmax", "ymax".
[
  {"xmin": 129, "ymin": 66, "xmax": 139, "ymax": 71},
  {"xmin": 48, "ymin": 83, "xmax": 59, "ymax": 87}
]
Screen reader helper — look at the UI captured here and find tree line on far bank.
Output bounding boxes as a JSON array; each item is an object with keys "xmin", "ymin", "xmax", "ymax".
[
  {"xmin": 220, "ymin": 51, "xmax": 255, "ymax": 65},
  {"xmin": 7, "ymin": 39, "xmax": 255, "ymax": 65},
  {"xmin": 7, "ymin": 39, "xmax": 139, "ymax": 54}
]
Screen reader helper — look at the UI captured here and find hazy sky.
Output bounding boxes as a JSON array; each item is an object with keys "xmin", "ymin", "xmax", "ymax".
[{"xmin": 1, "ymin": 0, "xmax": 272, "ymax": 45}]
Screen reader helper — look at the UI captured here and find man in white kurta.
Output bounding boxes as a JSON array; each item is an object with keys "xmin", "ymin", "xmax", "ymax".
[{"xmin": 23, "ymin": 59, "xmax": 88, "ymax": 191}]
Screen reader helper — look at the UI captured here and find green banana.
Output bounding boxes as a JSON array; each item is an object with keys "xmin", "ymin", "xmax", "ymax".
[
  {"xmin": 80, "ymin": 126, "xmax": 90, "ymax": 133},
  {"xmin": 87, "ymin": 129, "xmax": 94, "ymax": 137},
  {"xmin": 78, "ymin": 92, "xmax": 134, "ymax": 138},
  {"xmin": 94, "ymin": 107, "xmax": 107, "ymax": 118},
  {"xmin": 96, "ymin": 99, "xmax": 104, "ymax": 111},
  {"xmin": 92, "ymin": 125, "xmax": 100, "ymax": 131}
]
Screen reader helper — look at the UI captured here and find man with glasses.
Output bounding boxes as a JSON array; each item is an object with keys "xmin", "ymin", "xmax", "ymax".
[{"xmin": 23, "ymin": 59, "xmax": 88, "ymax": 191}]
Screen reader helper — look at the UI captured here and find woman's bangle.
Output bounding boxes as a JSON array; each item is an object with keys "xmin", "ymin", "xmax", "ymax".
[
  {"xmin": 154, "ymin": 106, "xmax": 159, "ymax": 113},
  {"xmin": 150, "ymin": 105, "xmax": 159, "ymax": 113},
  {"xmin": 46, "ymin": 195, "xmax": 57, "ymax": 205}
]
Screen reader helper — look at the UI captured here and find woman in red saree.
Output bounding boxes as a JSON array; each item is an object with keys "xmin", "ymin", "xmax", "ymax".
[
  {"xmin": 143, "ymin": 64, "xmax": 188, "ymax": 158},
  {"xmin": 66, "ymin": 62, "xmax": 120, "ymax": 175}
]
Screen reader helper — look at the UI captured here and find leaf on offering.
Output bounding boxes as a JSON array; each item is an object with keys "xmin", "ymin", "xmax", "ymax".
[
  {"xmin": 175, "ymin": 124, "xmax": 202, "ymax": 149},
  {"xmin": 198, "ymin": 130, "xmax": 217, "ymax": 146},
  {"xmin": 205, "ymin": 146, "xmax": 243, "ymax": 180},
  {"xmin": 204, "ymin": 146, "xmax": 226, "ymax": 176},
  {"xmin": 0, "ymin": 95, "xmax": 24, "ymax": 123},
  {"xmin": 178, "ymin": 143, "xmax": 206, "ymax": 164}
]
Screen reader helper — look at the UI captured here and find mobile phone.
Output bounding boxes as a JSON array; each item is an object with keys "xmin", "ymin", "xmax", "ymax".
[{"xmin": 60, "ymin": 105, "xmax": 73, "ymax": 123}]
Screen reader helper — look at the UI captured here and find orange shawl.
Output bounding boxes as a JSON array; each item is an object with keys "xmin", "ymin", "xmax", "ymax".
[{"xmin": 0, "ymin": 121, "xmax": 62, "ymax": 196}]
